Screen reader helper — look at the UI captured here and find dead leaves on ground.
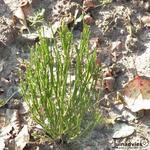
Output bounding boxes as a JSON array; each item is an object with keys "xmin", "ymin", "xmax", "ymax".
[
  {"xmin": 0, "ymin": 106, "xmax": 30, "ymax": 149},
  {"xmin": 2, "ymin": 0, "xmax": 150, "ymax": 148},
  {"xmin": 20, "ymin": 0, "xmax": 33, "ymax": 18},
  {"xmin": 15, "ymin": 125, "xmax": 30, "ymax": 150},
  {"xmin": 13, "ymin": 0, "xmax": 33, "ymax": 32},
  {"xmin": 121, "ymin": 75, "xmax": 150, "ymax": 112},
  {"xmin": 11, "ymin": 0, "xmax": 98, "ymax": 35},
  {"xmin": 100, "ymin": 74, "xmax": 150, "ymax": 115},
  {"xmin": 92, "ymin": 37, "xmax": 150, "ymax": 113}
]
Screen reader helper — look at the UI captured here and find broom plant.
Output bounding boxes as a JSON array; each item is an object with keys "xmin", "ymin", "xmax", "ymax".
[{"xmin": 20, "ymin": 23, "xmax": 102, "ymax": 143}]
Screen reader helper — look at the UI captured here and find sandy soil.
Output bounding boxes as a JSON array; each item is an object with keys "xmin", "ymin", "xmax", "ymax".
[{"xmin": 0, "ymin": 0, "xmax": 150, "ymax": 149}]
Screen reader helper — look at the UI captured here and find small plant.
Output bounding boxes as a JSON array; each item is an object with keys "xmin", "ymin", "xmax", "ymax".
[
  {"xmin": 28, "ymin": 8, "xmax": 45, "ymax": 28},
  {"xmin": 20, "ymin": 23, "xmax": 102, "ymax": 143}
]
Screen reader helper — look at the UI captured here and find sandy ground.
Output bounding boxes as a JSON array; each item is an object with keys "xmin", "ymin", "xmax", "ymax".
[{"xmin": 0, "ymin": 0, "xmax": 150, "ymax": 149}]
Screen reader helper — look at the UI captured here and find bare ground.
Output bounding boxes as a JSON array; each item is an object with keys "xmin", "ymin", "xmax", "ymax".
[{"xmin": 0, "ymin": 0, "xmax": 150, "ymax": 150}]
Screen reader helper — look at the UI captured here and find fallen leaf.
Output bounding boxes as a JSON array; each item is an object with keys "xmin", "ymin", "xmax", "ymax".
[
  {"xmin": 0, "ymin": 124, "xmax": 13, "ymax": 137},
  {"xmin": 121, "ymin": 75, "xmax": 150, "ymax": 112},
  {"xmin": 0, "ymin": 109, "xmax": 21, "ymax": 148},
  {"xmin": 13, "ymin": 7, "xmax": 28, "ymax": 30},
  {"xmin": 15, "ymin": 125, "xmax": 30, "ymax": 150},
  {"xmin": 141, "ymin": 16, "xmax": 150, "ymax": 27},
  {"xmin": 20, "ymin": 0, "xmax": 33, "ymax": 17},
  {"xmin": 113, "ymin": 123, "xmax": 135, "ymax": 139}
]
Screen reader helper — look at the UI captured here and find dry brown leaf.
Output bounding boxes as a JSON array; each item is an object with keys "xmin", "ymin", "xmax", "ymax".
[
  {"xmin": 20, "ymin": 0, "xmax": 33, "ymax": 18},
  {"xmin": 13, "ymin": 0, "xmax": 33, "ymax": 32},
  {"xmin": 13, "ymin": 7, "xmax": 28, "ymax": 30},
  {"xmin": 121, "ymin": 75, "xmax": 150, "ymax": 112},
  {"xmin": 15, "ymin": 125, "xmax": 30, "ymax": 150},
  {"xmin": 113, "ymin": 123, "xmax": 135, "ymax": 139}
]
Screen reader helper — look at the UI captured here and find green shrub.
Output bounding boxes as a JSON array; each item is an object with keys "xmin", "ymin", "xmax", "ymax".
[{"xmin": 20, "ymin": 23, "xmax": 102, "ymax": 142}]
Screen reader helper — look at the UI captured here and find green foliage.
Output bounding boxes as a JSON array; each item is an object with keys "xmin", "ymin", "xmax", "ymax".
[
  {"xmin": 28, "ymin": 8, "xmax": 45, "ymax": 28},
  {"xmin": 20, "ymin": 24, "xmax": 102, "ymax": 142}
]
